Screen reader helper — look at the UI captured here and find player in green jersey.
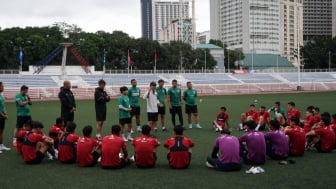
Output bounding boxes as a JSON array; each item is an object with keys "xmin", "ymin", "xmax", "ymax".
[
  {"xmin": 167, "ymin": 80, "xmax": 183, "ymax": 127},
  {"xmin": 128, "ymin": 79, "xmax": 141, "ymax": 132},
  {"xmin": 183, "ymin": 82, "xmax": 202, "ymax": 129}
]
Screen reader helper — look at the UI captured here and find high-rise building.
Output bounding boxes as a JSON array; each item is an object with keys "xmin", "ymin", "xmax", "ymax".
[
  {"xmin": 302, "ymin": 0, "xmax": 333, "ymax": 41},
  {"xmin": 281, "ymin": 0, "xmax": 303, "ymax": 65},
  {"xmin": 159, "ymin": 18, "xmax": 194, "ymax": 44},
  {"xmin": 333, "ymin": 0, "xmax": 336, "ymax": 37},
  {"xmin": 210, "ymin": 0, "xmax": 282, "ymax": 55},
  {"xmin": 152, "ymin": 0, "xmax": 190, "ymax": 41},
  {"xmin": 141, "ymin": 0, "xmax": 153, "ymax": 40}
]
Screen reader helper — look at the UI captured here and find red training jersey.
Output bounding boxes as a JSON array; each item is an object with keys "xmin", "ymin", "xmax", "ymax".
[
  {"xmin": 21, "ymin": 132, "xmax": 46, "ymax": 162},
  {"xmin": 285, "ymin": 126, "xmax": 306, "ymax": 156},
  {"xmin": 101, "ymin": 134, "xmax": 127, "ymax": 167},
  {"xmin": 49, "ymin": 125, "xmax": 65, "ymax": 143},
  {"xmin": 314, "ymin": 115, "xmax": 321, "ymax": 123},
  {"xmin": 257, "ymin": 111, "xmax": 270, "ymax": 124},
  {"xmin": 314, "ymin": 126, "xmax": 336, "ymax": 152},
  {"xmin": 164, "ymin": 136, "xmax": 195, "ymax": 169},
  {"xmin": 132, "ymin": 135, "xmax": 159, "ymax": 168},
  {"xmin": 76, "ymin": 136, "xmax": 99, "ymax": 167},
  {"xmin": 58, "ymin": 132, "xmax": 79, "ymax": 162},
  {"xmin": 246, "ymin": 111, "xmax": 259, "ymax": 123},
  {"xmin": 215, "ymin": 112, "xmax": 229, "ymax": 128},
  {"xmin": 330, "ymin": 123, "xmax": 336, "ymax": 147},
  {"xmin": 303, "ymin": 116, "xmax": 316, "ymax": 133},
  {"xmin": 287, "ymin": 109, "xmax": 301, "ymax": 125},
  {"xmin": 17, "ymin": 129, "xmax": 29, "ymax": 154}
]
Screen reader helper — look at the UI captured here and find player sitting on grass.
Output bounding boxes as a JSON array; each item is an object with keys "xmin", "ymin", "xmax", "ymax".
[
  {"xmin": 303, "ymin": 110, "xmax": 316, "ymax": 133},
  {"xmin": 212, "ymin": 106, "xmax": 229, "ymax": 132},
  {"xmin": 101, "ymin": 125, "xmax": 130, "ymax": 169},
  {"xmin": 313, "ymin": 107, "xmax": 321, "ymax": 123},
  {"xmin": 132, "ymin": 125, "xmax": 160, "ymax": 168},
  {"xmin": 49, "ymin": 117, "xmax": 65, "ymax": 149},
  {"xmin": 206, "ymin": 128, "xmax": 242, "ymax": 171},
  {"xmin": 284, "ymin": 117, "xmax": 306, "ymax": 156},
  {"xmin": 330, "ymin": 114, "xmax": 336, "ymax": 147},
  {"xmin": 76, "ymin": 125, "xmax": 101, "ymax": 167},
  {"xmin": 286, "ymin": 102, "xmax": 301, "ymax": 126},
  {"xmin": 256, "ymin": 106, "xmax": 270, "ymax": 131},
  {"xmin": 16, "ymin": 120, "xmax": 32, "ymax": 154},
  {"xmin": 164, "ymin": 125, "xmax": 195, "ymax": 169},
  {"xmin": 21, "ymin": 121, "xmax": 55, "ymax": 164},
  {"xmin": 58, "ymin": 122, "xmax": 79, "ymax": 164},
  {"xmin": 239, "ymin": 104, "xmax": 259, "ymax": 131},
  {"xmin": 264, "ymin": 119, "xmax": 289, "ymax": 160},
  {"xmin": 239, "ymin": 120, "xmax": 266, "ymax": 165},
  {"xmin": 306, "ymin": 116, "xmax": 335, "ymax": 153}
]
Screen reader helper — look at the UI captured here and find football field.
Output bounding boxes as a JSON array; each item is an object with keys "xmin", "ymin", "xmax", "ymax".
[{"xmin": 1, "ymin": 92, "xmax": 336, "ymax": 189}]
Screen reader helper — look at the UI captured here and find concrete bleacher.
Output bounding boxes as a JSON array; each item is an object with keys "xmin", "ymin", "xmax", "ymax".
[
  {"xmin": 0, "ymin": 75, "xmax": 58, "ymax": 88},
  {"xmin": 231, "ymin": 73, "xmax": 281, "ymax": 84}
]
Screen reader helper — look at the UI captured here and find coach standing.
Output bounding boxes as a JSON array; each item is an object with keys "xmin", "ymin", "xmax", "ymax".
[
  {"xmin": 59, "ymin": 81, "xmax": 76, "ymax": 126},
  {"xmin": 95, "ymin": 79, "xmax": 110, "ymax": 140}
]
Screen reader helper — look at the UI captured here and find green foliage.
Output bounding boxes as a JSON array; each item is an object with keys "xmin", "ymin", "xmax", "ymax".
[
  {"xmin": 301, "ymin": 36, "xmax": 336, "ymax": 69},
  {"xmin": 0, "ymin": 23, "xmax": 218, "ymax": 70}
]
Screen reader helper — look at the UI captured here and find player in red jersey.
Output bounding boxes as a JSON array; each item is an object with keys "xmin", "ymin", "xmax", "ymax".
[
  {"xmin": 303, "ymin": 110, "xmax": 316, "ymax": 133},
  {"xmin": 313, "ymin": 107, "xmax": 321, "ymax": 123},
  {"xmin": 239, "ymin": 104, "xmax": 259, "ymax": 130},
  {"xmin": 284, "ymin": 117, "xmax": 306, "ymax": 156},
  {"xmin": 76, "ymin": 125, "xmax": 101, "ymax": 167},
  {"xmin": 49, "ymin": 117, "xmax": 65, "ymax": 149},
  {"xmin": 164, "ymin": 125, "xmax": 195, "ymax": 169},
  {"xmin": 286, "ymin": 102, "xmax": 301, "ymax": 125},
  {"xmin": 21, "ymin": 121, "xmax": 55, "ymax": 164},
  {"xmin": 256, "ymin": 106, "xmax": 270, "ymax": 131},
  {"xmin": 330, "ymin": 114, "xmax": 336, "ymax": 148},
  {"xmin": 58, "ymin": 122, "xmax": 79, "ymax": 163},
  {"xmin": 212, "ymin": 106, "xmax": 230, "ymax": 132},
  {"xmin": 306, "ymin": 116, "xmax": 335, "ymax": 153},
  {"xmin": 101, "ymin": 125, "xmax": 130, "ymax": 169},
  {"xmin": 16, "ymin": 120, "xmax": 32, "ymax": 154},
  {"xmin": 132, "ymin": 125, "xmax": 160, "ymax": 168}
]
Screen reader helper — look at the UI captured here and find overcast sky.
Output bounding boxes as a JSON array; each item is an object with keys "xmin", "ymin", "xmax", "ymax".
[{"xmin": 0, "ymin": 0, "xmax": 210, "ymax": 38}]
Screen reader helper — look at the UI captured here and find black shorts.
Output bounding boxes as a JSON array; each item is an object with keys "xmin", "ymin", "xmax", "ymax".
[
  {"xmin": 16, "ymin": 116, "xmax": 32, "ymax": 129},
  {"xmin": 25, "ymin": 151, "xmax": 45, "ymax": 164},
  {"xmin": 185, "ymin": 105, "xmax": 198, "ymax": 114},
  {"xmin": 96, "ymin": 111, "xmax": 107, "ymax": 122},
  {"xmin": 119, "ymin": 118, "xmax": 131, "ymax": 125},
  {"xmin": 170, "ymin": 106, "xmax": 182, "ymax": 114},
  {"xmin": 86, "ymin": 151, "xmax": 101, "ymax": 167},
  {"xmin": 158, "ymin": 106, "xmax": 166, "ymax": 115},
  {"xmin": 0, "ymin": 118, "xmax": 5, "ymax": 129},
  {"xmin": 148, "ymin": 113, "xmax": 158, "ymax": 122},
  {"xmin": 102, "ymin": 158, "xmax": 129, "ymax": 169},
  {"xmin": 315, "ymin": 141, "xmax": 323, "ymax": 153},
  {"xmin": 131, "ymin": 106, "xmax": 140, "ymax": 117}
]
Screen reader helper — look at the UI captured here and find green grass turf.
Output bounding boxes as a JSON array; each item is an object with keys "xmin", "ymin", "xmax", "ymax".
[{"xmin": 1, "ymin": 92, "xmax": 336, "ymax": 189}]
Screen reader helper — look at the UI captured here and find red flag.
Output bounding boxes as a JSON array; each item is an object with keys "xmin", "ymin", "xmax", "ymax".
[
  {"xmin": 154, "ymin": 50, "xmax": 158, "ymax": 61},
  {"xmin": 127, "ymin": 49, "xmax": 131, "ymax": 65}
]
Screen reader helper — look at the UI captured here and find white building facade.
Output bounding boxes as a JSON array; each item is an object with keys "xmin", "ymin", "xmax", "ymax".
[
  {"xmin": 210, "ymin": 0, "xmax": 283, "ymax": 55},
  {"xmin": 152, "ymin": 0, "xmax": 190, "ymax": 41}
]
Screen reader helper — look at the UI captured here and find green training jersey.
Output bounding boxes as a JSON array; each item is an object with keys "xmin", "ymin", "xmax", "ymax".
[
  {"xmin": 128, "ymin": 87, "xmax": 140, "ymax": 107},
  {"xmin": 118, "ymin": 95, "xmax": 131, "ymax": 119},
  {"xmin": 168, "ymin": 87, "xmax": 181, "ymax": 106},
  {"xmin": 183, "ymin": 88, "xmax": 197, "ymax": 106},
  {"xmin": 0, "ymin": 94, "xmax": 5, "ymax": 114},
  {"xmin": 156, "ymin": 87, "xmax": 167, "ymax": 105},
  {"xmin": 15, "ymin": 93, "xmax": 31, "ymax": 117},
  {"xmin": 268, "ymin": 106, "xmax": 286, "ymax": 119}
]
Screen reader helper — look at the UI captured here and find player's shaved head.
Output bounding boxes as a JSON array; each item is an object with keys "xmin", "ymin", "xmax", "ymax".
[{"xmin": 63, "ymin": 80, "xmax": 71, "ymax": 89}]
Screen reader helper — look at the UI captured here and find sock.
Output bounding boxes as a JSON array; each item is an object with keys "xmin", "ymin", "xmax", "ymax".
[
  {"xmin": 122, "ymin": 134, "xmax": 126, "ymax": 138},
  {"xmin": 162, "ymin": 126, "xmax": 166, "ymax": 129},
  {"xmin": 239, "ymin": 123, "xmax": 243, "ymax": 130},
  {"xmin": 13, "ymin": 138, "xmax": 17, "ymax": 142},
  {"xmin": 127, "ymin": 133, "xmax": 132, "ymax": 138},
  {"xmin": 256, "ymin": 124, "xmax": 260, "ymax": 131},
  {"xmin": 96, "ymin": 134, "xmax": 101, "ymax": 138}
]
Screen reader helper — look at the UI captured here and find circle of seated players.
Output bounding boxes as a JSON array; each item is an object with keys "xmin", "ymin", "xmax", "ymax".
[{"xmin": 17, "ymin": 109, "xmax": 336, "ymax": 172}]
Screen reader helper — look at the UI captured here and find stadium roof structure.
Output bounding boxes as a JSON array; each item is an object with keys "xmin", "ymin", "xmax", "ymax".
[
  {"xmin": 243, "ymin": 54, "xmax": 295, "ymax": 70},
  {"xmin": 196, "ymin": 44, "xmax": 223, "ymax": 49}
]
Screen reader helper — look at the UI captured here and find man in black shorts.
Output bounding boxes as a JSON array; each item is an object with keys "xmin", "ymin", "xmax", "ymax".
[
  {"xmin": 13, "ymin": 85, "xmax": 32, "ymax": 147},
  {"xmin": 0, "ymin": 82, "xmax": 10, "ymax": 152},
  {"xmin": 156, "ymin": 79, "xmax": 167, "ymax": 131},
  {"xmin": 94, "ymin": 79, "xmax": 110, "ymax": 140}
]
